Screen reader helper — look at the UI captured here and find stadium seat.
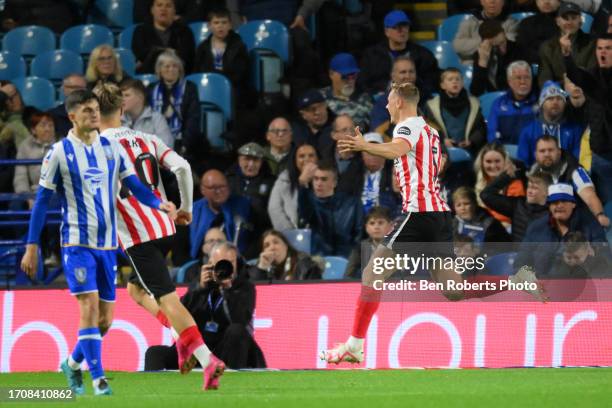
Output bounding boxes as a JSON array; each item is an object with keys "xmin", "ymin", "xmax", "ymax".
[
  {"xmin": 460, "ymin": 64, "xmax": 473, "ymax": 90},
  {"xmin": 246, "ymin": 258, "xmax": 258, "ymax": 266},
  {"xmin": 531, "ymin": 63, "xmax": 539, "ymax": 77},
  {"xmin": 323, "ymin": 256, "xmax": 348, "ymax": 280},
  {"xmin": 175, "ymin": 259, "xmax": 199, "ymax": 283},
  {"xmin": 189, "ymin": 22, "xmax": 210, "ymax": 47},
  {"xmin": 479, "ymin": 91, "xmax": 505, "ymax": 118},
  {"xmin": 281, "ymin": 229, "xmax": 312, "ymax": 254},
  {"xmin": 89, "ymin": 0, "xmax": 134, "ymax": 31},
  {"xmin": 30, "ymin": 50, "xmax": 84, "ymax": 84},
  {"xmin": 504, "ymin": 144, "xmax": 519, "ymax": 161},
  {"xmin": 581, "ymin": 12, "xmax": 593, "ymax": 33},
  {"xmin": 238, "ymin": 20, "xmax": 290, "ymax": 93},
  {"xmin": 118, "ymin": 24, "xmax": 140, "ymax": 49},
  {"xmin": 437, "ymin": 14, "xmax": 471, "ymax": 42},
  {"xmin": 185, "ymin": 73, "xmax": 233, "ymax": 150},
  {"xmin": 419, "ymin": 40, "xmax": 462, "ymax": 69},
  {"xmin": 115, "ymin": 48, "xmax": 136, "ymax": 76},
  {"xmin": 13, "ymin": 76, "xmax": 56, "ymax": 111},
  {"xmin": 605, "ymin": 202, "xmax": 612, "ymax": 246},
  {"xmin": 134, "ymin": 73, "xmax": 158, "ymax": 87},
  {"xmin": 484, "ymin": 252, "xmax": 517, "ymax": 276},
  {"xmin": 0, "ymin": 51, "xmax": 27, "ymax": 81},
  {"xmin": 60, "ymin": 24, "xmax": 114, "ymax": 56},
  {"xmin": 510, "ymin": 12, "xmax": 535, "ymax": 21},
  {"xmin": 2, "ymin": 26, "xmax": 56, "ymax": 59},
  {"xmin": 448, "ymin": 147, "xmax": 471, "ymax": 163}
]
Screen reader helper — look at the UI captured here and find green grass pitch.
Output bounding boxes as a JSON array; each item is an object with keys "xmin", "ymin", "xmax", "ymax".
[{"xmin": 1, "ymin": 368, "xmax": 611, "ymax": 407}]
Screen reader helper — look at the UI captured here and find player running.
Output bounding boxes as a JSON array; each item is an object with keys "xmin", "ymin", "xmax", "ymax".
[
  {"xmin": 20, "ymin": 89, "xmax": 176, "ymax": 395},
  {"xmin": 92, "ymin": 83, "xmax": 225, "ymax": 390},
  {"xmin": 321, "ymin": 82, "xmax": 545, "ymax": 365}
]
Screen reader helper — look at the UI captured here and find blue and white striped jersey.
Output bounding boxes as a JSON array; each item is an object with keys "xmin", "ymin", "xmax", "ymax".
[{"xmin": 39, "ymin": 131, "xmax": 135, "ymax": 249}]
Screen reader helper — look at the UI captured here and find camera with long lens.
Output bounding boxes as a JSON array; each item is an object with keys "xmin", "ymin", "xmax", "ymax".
[{"xmin": 208, "ymin": 260, "xmax": 234, "ymax": 290}]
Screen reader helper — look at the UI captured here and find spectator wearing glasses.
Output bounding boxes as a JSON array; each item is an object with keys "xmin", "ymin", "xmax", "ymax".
[
  {"xmin": 85, "ymin": 45, "xmax": 128, "ymax": 90},
  {"xmin": 359, "ymin": 10, "xmax": 439, "ymax": 99},
  {"xmin": 264, "ymin": 117, "xmax": 293, "ymax": 176},
  {"xmin": 320, "ymin": 53, "xmax": 373, "ymax": 129},
  {"xmin": 182, "ymin": 227, "xmax": 227, "ymax": 286},
  {"xmin": 292, "ymin": 90, "xmax": 335, "ymax": 155},
  {"xmin": 47, "ymin": 74, "xmax": 87, "ymax": 138},
  {"xmin": 190, "ymin": 170, "xmax": 251, "ymax": 259}
]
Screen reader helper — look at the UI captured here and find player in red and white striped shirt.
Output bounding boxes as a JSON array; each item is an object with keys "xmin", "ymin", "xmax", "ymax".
[
  {"xmin": 94, "ymin": 83, "xmax": 225, "ymax": 390},
  {"xmin": 321, "ymin": 81, "xmax": 545, "ymax": 365}
]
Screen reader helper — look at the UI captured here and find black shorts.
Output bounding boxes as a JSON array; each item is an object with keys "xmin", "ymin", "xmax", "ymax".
[
  {"xmin": 382, "ymin": 211, "xmax": 454, "ymax": 257},
  {"xmin": 127, "ymin": 236, "xmax": 175, "ymax": 298}
]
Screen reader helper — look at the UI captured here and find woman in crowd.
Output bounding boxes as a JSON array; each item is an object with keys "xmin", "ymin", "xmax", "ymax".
[
  {"xmin": 86, "ymin": 45, "xmax": 127, "ymax": 89},
  {"xmin": 249, "ymin": 230, "xmax": 322, "ymax": 281},
  {"xmin": 268, "ymin": 143, "xmax": 318, "ymax": 231},
  {"xmin": 473, "ymin": 143, "xmax": 525, "ymax": 227},
  {"xmin": 148, "ymin": 50, "xmax": 200, "ymax": 157}
]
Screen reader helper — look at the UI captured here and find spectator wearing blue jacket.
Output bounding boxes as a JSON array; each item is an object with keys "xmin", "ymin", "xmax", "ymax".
[
  {"xmin": 190, "ymin": 170, "xmax": 251, "ymax": 259},
  {"xmin": 515, "ymin": 183, "xmax": 611, "ymax": 275},
  {"xmin": 517, "ymin": 81, "xmax": 585, "ymax": 167},
  {"xmin": 487, "ymin": 60, "xmax": 538, "ymax": 145},
  {"xmin": 298, "ymin": 161, "xmax": 364, "ymax": 257}
]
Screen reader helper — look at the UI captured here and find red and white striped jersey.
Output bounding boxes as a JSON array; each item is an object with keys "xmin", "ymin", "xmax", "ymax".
[
  {"xmin": 392, "ymin": 116, "xmax": 450, "ymax": 213},
  {"xmin": 101, "ymin": 127, "xmax": 192, "ymax": 249}
]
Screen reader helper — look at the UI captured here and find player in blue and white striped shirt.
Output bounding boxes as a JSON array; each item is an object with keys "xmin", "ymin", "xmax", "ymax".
[{"xmin": 20, "ymin": 89, "xmax": 176, "ymax": 396}]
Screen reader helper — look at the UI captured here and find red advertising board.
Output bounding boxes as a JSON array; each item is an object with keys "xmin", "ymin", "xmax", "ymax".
[{"xmin": 2, "ymin": 282, "xmax": 612, "ymax": 372}]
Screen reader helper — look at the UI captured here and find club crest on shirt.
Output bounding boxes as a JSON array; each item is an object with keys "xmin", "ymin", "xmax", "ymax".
[
  {"xmin": 75, "ymin": 267, "xmax": 87, "ymax": 283},
  {"xmin": 103, "ymin": 145, "xmax": 114, "ymax": 161},
  {"xmin": 84, "ymin": 168, "xmax": 105, "ymax": 193},
  {"xmin": 397, "ymin": 126, "xmax": 411, "ymax": 136}
]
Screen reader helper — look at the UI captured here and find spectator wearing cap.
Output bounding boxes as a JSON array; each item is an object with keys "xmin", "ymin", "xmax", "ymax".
[
  {"xmin": 356, "ymin": 132, "xmax": 400, "ymax": 216},
  {"xmin": 425, "ymin": 67, "xmax": 487, "ymax": 156},
  {"xmin": 320, "ymin": 53, "xmax": 373, "ymax": 129},
  {"xmin": 453, "ymin": 0, "xmax": 519, "ymax": 63},
  {"xmin": 516, "ymin": 0, "xmax": 561, "ymax": 64},
  {"xmin": 298, "ymin": 161, "xmax": 364, "ymax": 257},
  {"xmin": 515, "ymin": 182, "xmax": 610, "ymax": 275},
  {"xmin": 517, "ymin": 80, "xmax": 585, "ymax": 167},
  {"xmin": 563, "ymin": 32, "xmax": 612, "ymax": 204},
  {"xmin": 529, "ymin": 135, "xmax": 610, "ymax": 226},
  {"xmin": 358, "ymin": 10, "xmax": 440, "ymax": 98},
  {"xmin": 469, "ymin": 19, "xmax": 524, "ymax": 96},
  {"xmin": 292, "ymin": 89, "xmax": 335, "ymax": 155},
  {"xmin": 486, "ymin": 60, "xmax": 539, "ymax": 144},
  {"xmin": 538, "ymin": 2, "xmax": 597, "ymax": 88},
  {"xmin": 264, "ymin": 117, "xmax": 293, "ymax": 176},
  {"xmin": 227, "ymin": 142, "xmax": 276, "ymax": 255}
]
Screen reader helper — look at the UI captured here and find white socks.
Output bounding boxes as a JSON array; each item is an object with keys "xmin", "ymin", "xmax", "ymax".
[
  {"xmin": 93, "ymin": 377, "xmax": 105, "ymax": 387},
  {"xmin": 193, "ymin": 345, "xmax": 212, "ymax": 367},
  {"xmin": 67, "ymin": 356, "xmax": 81, "ymax": 370},
  {"xmin": 347, "ymin": 336, "xmax": 364, "ymax": 352}
]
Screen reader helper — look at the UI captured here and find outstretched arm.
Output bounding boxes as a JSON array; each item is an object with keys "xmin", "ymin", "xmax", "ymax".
[
  {"xmin": 160, "ymin": 148, "xmax": 193, "ymax": 225},
  {"xmin": 123, "ymin": 175, "xmax": 177, "ymax": 218},
  {"xmin": 338, "ymin": 126, "xmax": 411, "ymax": 160}
]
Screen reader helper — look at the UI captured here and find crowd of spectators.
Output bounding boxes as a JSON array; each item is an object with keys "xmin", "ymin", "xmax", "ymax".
[{"xmin": 0, "ymin": 0, "xmax": 611, "ymax": 281}]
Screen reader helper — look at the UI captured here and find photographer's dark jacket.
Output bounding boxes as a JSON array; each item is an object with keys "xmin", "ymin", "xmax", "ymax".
[{"xmin": 182, "ymin": 266, "xmax": 255, "ymax": 343}]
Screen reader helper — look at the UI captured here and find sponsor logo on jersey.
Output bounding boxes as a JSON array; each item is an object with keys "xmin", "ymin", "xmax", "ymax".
[{"xmin": 397, "ymin": 126, "xmax": 411, "ymax": 136}]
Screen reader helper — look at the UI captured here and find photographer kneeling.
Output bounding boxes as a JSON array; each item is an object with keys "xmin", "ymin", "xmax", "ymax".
[{"xmin": 145, "ymin": 242, "xmax": 266, "ymax": 370}]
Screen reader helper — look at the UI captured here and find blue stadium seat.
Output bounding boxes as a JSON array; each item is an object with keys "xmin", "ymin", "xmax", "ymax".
[
  {"xmin": 437, "ymin": 14, "xmax": 471, "ymax": 42},
  {"xmin": 419, "ymin": 40, "xmax": 462, "ymax": 69},
  {"xmin": 581, "ymin": 12, "xmax": 593, "ymax": 33},
  {"xmin": 134, "ymin": 73, "xmax": 158, "ymax": 87},
  {"xmin": 605, "ymin": 202, "xmax": 612, "ymax": 246},
  {"xmin": 189, "ymin": 22, "xmax": 210, "ymax": 47},
  {"xmin": 448, "ymin": 147, "xmax": 471, "ymax": 163},
  {"xmin": 118, "ymin": 24, "xmax": 140, "ymax": 49},
  {"xmin": 13, "ymin": 77, "xmax": 56, "ymax": 111},
  {"xmin": 479, "ymin": 91, "xmax": 505, "ymax": 118},
  {"xmin": 504, "ymin": 144, "xmax": 519, "ymax": 161},
  {"xmin": 510, "ymin": 12, "xmax": 535, "ymax": 21},
  {"xmin": 60, "ymin": 24, "xmax": 114, "ymax": 56},
  {"xmin": 185, "ymin": 73, "xmax": 233, "ymax": 150},
  {"xmin": 90, "ymin": 0, "xmax": 134, "ymax": 31},
  {"xmin": 484, "ymin": 252, "xmax": 517, "ymax": 276},
  {"xmin": 115, "ymin": 48, "xmax": 136, "ymax": 76},
  {"xmin": 460, "ymin": 64, "xmax": 473, "ymax": 90},
  {"xmin": 30, "ymin": 50, "xmax": 84, "ymax": 84},
  {"xmin": 2, "ymin": 26, "xmax": 56, "ymax": 58},
  {"xmin": 323, "ymin": 256, "xmax": 348, "ymax": 280},
  {"xmin": 0, "ymin": 51, "xmax": 27, "ymax": 80},
  {"xmin": 175, "ymin": 259, "xmax": 199, "ymax": 283},
  {"xmin": 281, "ymin": 229, "xmax": 312, "ymax": 254}
]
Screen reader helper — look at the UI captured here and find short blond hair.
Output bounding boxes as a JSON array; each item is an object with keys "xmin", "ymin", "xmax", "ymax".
[
  {"xmin": 86, "ymin": 44, "xmax": 124, "ymax": 83},
  {"xmin": 92, "ymin": 82, "xmax": 123, "ymax": 117},
  {"xmin": 391, "ymin": 81, "xmax": 420, "ymax": 104}
]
